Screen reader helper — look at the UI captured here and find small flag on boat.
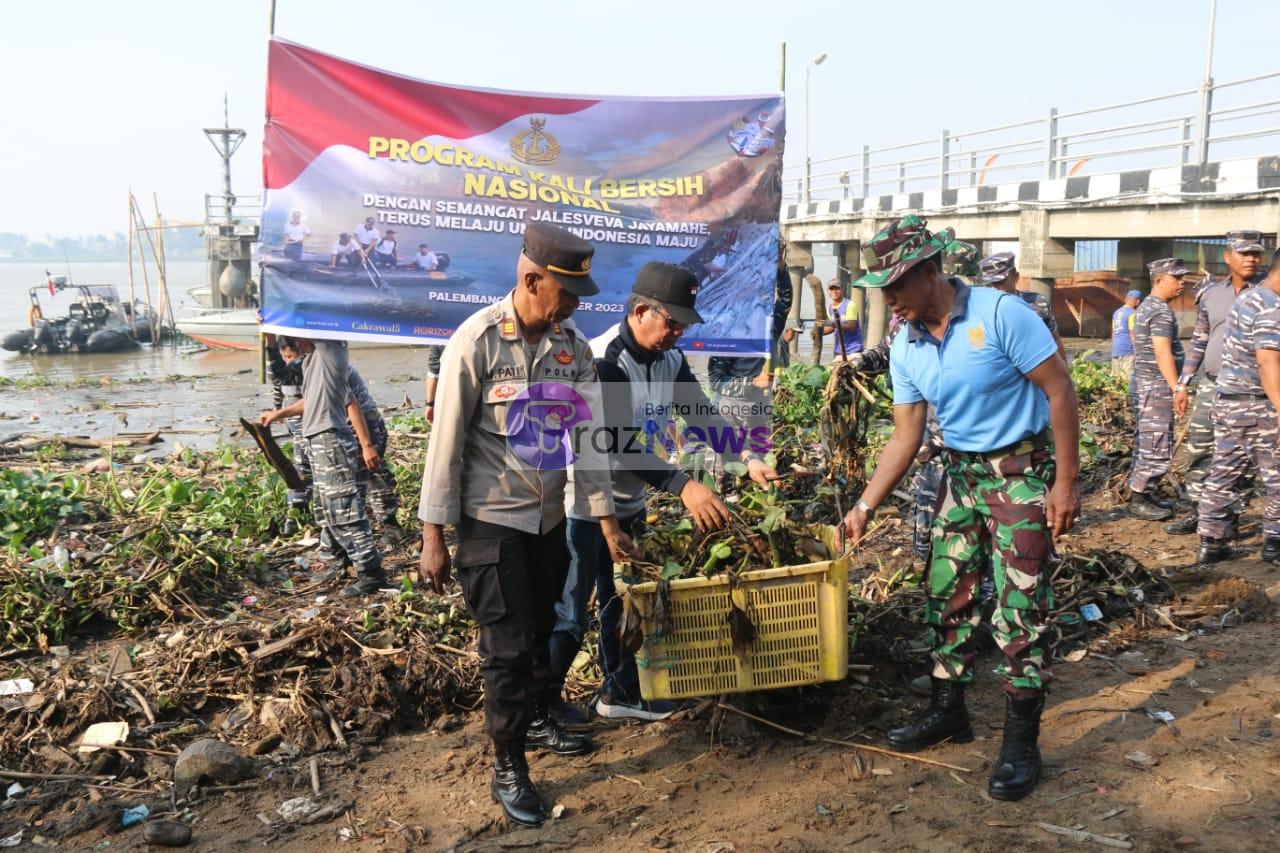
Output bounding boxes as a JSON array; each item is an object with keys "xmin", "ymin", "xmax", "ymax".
[{"xmin": 45, "ymin": 271, "xmax": 56, "ymax": 295}]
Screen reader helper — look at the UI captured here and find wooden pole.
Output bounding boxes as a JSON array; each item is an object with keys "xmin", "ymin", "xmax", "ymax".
[
  {"xmin": 129, "ymin": 194, "xmax": 157, "ymax": 346},
  {"xmin": 153, "ymin": 193, "xmax": 177, "ymax": 341},
  {"xmin": 126, "ymin": 191, "xmax": 138, "ymax": 339}
]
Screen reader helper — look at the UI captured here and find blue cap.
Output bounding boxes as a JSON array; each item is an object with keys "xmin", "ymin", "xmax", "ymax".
[{"xmin": 1125, "ymin": 289, "xmax": 1143, "ymax": 299}]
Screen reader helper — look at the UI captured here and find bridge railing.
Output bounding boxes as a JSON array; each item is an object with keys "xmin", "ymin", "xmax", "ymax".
[{"xmin": 784, "ymin": 69, "xmax": 1280, "ymax": 206}]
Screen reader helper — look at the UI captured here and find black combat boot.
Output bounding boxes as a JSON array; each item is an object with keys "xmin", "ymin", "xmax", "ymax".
[
  {"xmin": 886, "ymin": 678, "xmax": 973, "ymax": 752},
  {"xmin": 1262, "ymin": 537, "xmax": 1280, "ymax": 564},
  {"xmin": 526, "ymin": 700, "xmax": 594, "ymax": 755},
  {"xmin": 1196, "ymin": 536, "xmax": 1231, "ymax": 564},
  {"xmin": 1128, "ymin": 491, "xmax": 1173, "ymax": 521},
  {"xmin": 988, "ymin": 693, "xmax": 1044, "ymax": 801},
  {"xmin": 1164, "ymin": 509, "xmax": 1198, "ymax": 535},
  {"xmin": 340, "ymin": 568, "xmax": 388, "ymax": 597},
  {"xmin": 491, "ymin": 741, "xmax": 547, "ymax": 827}
]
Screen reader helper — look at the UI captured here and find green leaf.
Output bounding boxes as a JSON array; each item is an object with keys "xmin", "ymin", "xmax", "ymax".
[
  {"xmin": 723, "ymin": 461, "xmax": 749, "ymax": 478},
  {"xmin": 671, "ymin": 519, "xmax": 693, "ymax": 535},
  {"xmin": 758, "ymin": 505, "xmax": 787, "ymax": 534},
  {"xmin": 661, "ymin": 560, "xmax": 684, "ymax": 580}
]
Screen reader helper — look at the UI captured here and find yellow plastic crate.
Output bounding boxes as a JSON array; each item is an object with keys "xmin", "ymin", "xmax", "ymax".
[{"xmin": 615, "ymin": 555, "xmax": 849, "ymax": 701}]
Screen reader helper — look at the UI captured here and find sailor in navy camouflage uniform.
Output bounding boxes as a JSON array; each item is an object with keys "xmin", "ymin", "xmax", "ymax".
[
  {"xmin": 260, "ymin": 338, "xmax": 387, "ymax": 597},
  {"xmin": 1165, "ymin": 230, "xmax": 1264, "ymax": 535},
  {"xmin": 1195, "ymin": 250, "xmax": 1280, "ymax": 565},
  {"xmin": 978, "ymin": 252, "xmax": 1067, "ymax": 362},
  {"xmin": 338, "ymin": 365, "xmax": 411, "ymax": 544},
  {"xmin": 267, "ymin": 335, "xmax": 312, "ymax": 533},
  {"xmin": 1126, "ymin": 259, "xmax": 1188, "ymax": 519}
]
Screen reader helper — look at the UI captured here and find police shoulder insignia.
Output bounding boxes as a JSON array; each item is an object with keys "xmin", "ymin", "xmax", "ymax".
[
  {"xmin": 967, "ymin": 323, "xmax": 986, "ymax": 350},
  {"xmin": 500, "ymin": 318, "xmax": 517, "ymax": 340}
]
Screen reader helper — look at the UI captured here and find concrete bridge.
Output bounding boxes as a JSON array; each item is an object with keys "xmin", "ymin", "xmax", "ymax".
[{"xmin": 781, "ymin": 69, "xmax": 1280, "ymax": 346}]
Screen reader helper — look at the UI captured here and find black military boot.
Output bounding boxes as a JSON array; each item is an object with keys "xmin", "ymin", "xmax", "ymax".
[
  {"xmin": 1196, "ymin": 537, "xmax": 1231, "ymax": 564},
  {"xmin": 340, "ymin": 568, "xmax": 388, "ymax": 597},
  {"xmin": 491, "ymin": 741, "xmax": 547, "ymax": 827},
  {"xmin": 988, "ymin": 693, "xmax": 1044, "ymax": 801},
  {"xmin": 1164, "ymin": 509, "xmax": 1199, "ymax": 535},
  {"xmin": 1128, "ymin": 491, "xmax": 1173, "ymax": 521},
  {"xmin": 1262, "ymin": 538, "xmax": 1280, "ymax": 564},
  {"xmin": 886, "ymin": 678, "xmax": 973, "ymax": 752},
  {"xmin": 526, "ymin": 701, "xmax": 594, "ymax": 755}
]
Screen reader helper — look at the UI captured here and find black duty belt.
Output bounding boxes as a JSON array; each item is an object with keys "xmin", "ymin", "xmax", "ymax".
[
  {"xmin": 943, "ymin": 428, "xmax": 1051, "ymax": 463},
  {"xmin": 1216, "ymin": 391, "xmax": 1268, "ymax": 401}
]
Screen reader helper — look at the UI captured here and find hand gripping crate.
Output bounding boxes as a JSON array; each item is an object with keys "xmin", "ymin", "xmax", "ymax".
[{"xmin": 615, "ymin": 553, "xmax": 849, "ymax": 702}]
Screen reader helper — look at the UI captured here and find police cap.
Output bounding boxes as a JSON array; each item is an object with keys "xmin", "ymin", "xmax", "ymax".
[{"xmin": 522, "ymin": 222, "xmax": 599, "ymax": 296}]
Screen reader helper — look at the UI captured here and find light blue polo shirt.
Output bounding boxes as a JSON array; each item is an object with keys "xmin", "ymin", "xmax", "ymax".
[{"xmin": 890, "ymin": 281, "xmax": 1057, "ymax": 452}]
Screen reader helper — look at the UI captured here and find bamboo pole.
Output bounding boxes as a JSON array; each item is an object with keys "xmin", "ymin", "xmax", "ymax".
[
  {"xmin": 153, "ymin": 193, "xmax": 177, "ymax": 340},
  {"xmin": 128, "ymin": 194, "xmax": 157, "ymax": 345},
  {"xmin": 126, "ymin": 191, "xmax": 138, "ymax": 339}
]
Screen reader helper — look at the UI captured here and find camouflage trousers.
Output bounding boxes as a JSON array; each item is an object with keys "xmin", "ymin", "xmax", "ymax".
[
  {"xmin": 1180, "ymin": 375, "xmax": 1217, "ymax": 502},
  {"xmin": 308, "ymin": 428, "xmax": 381, "ymax": 574},
  {"xmin": 911, "ymin": 417, "xmax": 946, "ymax": 562},
  {"xmin": 927, "ymin": 433, "xmax": 1055, "ymax": 698},
  {"xmin": 1197, "ymin": 395, "xmax": 1280, "ymax": 540},
  {"xmin": 351, "ymin": 411, "xmax": 400, "ymax": 524},
  {"xmin": 284, "ymin": 416, "xmax": 313, "ymax": 510},
  {"xmin": 1128, "ymin": 377, "xmax": 1174, "ymax": 494},
  {"xmin": 912, "ymin": 458, "xmax": 944, "ymax": 562}
]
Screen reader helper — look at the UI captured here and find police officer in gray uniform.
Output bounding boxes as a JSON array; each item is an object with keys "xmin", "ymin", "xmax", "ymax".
[
  {"xmin": 1166, "ymin": 230, "xmax": 1264, "ymax": 534},
  {"xmin": 260, "ymin": 338, "xmax": 387, "ymax": 596},
  {"xmin": 1195, "ymin": 250, "xmax": 1280, "ymax": 564},
  {"xmin": 1127, "ymin": 259, "xmax": 1188, "ymax": 519},
  {"xmin": 417, "ymin": 223, "xmax": 631, "ymax": 828}
]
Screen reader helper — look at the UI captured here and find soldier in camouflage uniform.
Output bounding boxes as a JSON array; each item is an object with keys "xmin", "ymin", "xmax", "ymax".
[
  {"xmin": 942, "ymin": 238, "xmax": 980, "ymax": 282},
  {"xmin": 1165, "ymin": 230, "xmax": 1265, "ymax": 534},
  {"xmin": 1126, "ymin": 260, "xmax": 1188, "ymax": 519},
  {"xmin": 1195, "ymin": 253, "xmax": 1280, "ymax": 564},
  {"xmin": 842, "ymin": 215, "xmax": 1080, "ymax": 802},
  {"xmin": 978, "ymin": 252, "xmax": 1067, "ymax": 362},
  {"xmin": 260, "ymin": 338, "xmax": 387, "ymax": 597}
]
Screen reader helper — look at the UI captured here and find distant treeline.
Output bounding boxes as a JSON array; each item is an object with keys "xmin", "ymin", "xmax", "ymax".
[{"xmin": 0, "ymin": 230, "xmax": 207, "ymax": 262}]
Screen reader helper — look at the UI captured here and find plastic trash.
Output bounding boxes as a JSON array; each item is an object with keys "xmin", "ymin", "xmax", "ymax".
[
  {"xmin": 1079, "ymin": 603, "xmax": 1103, "ymax": 621},
  {"xmin": 0, "ymin": 679, "xmax": 34, "ymax": 696},
  {"xmin": 121, "ymin": 804, "xmax": 150, "ymax": 828}
]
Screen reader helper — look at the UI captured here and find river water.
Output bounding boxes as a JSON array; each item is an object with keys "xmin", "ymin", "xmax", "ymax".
[{"xmin": 0, "ymin": 260, "xmax": 218, "ymax": 381}]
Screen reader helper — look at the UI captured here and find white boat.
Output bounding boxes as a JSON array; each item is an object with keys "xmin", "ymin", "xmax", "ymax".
[
  {"xmin": 175, "ymin": 309, "xmax": 389, "ymax": 350},
  {"xmin": 175, "ymin": 308, "xmax": 261, "ymax": 350}
]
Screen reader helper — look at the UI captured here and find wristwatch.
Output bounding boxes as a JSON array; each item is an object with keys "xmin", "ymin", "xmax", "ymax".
[{"xmin": 855, "ymin": 498, "xmax": 873, "ymax": 515}]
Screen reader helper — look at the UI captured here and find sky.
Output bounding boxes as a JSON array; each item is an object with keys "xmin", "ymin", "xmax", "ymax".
[{"xmin": 1, "ymin": 0, "xmax": 1277, "ymax": 237}]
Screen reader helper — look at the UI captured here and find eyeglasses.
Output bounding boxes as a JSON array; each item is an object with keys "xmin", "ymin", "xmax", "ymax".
[{"xmin": 651, "ymin": 306, "xmax": 685, "ymax": 332}]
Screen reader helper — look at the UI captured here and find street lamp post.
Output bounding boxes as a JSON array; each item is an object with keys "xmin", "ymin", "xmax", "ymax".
[{"xmin": 804, "ymin": 53, "xmax": 827, "ymax": 205}]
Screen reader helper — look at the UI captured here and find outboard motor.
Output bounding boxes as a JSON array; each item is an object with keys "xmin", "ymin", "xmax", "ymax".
[
  {"xmin": 1, "ymin": 329, "xmax": 33, "ymax": 352},
  {"xmin": 32, "ymin": 320, "xmax": 57, "ymax": 352}
]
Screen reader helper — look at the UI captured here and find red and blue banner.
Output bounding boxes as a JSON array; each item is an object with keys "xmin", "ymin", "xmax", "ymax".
[{"xmin": 260, "ymin": 38, "xmax": 785, "ymax": 355}]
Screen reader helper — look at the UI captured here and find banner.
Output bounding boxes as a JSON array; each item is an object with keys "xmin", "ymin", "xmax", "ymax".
[{"xmin": 259, "ymin": 39, "xmax": 784, "ymax": 355}]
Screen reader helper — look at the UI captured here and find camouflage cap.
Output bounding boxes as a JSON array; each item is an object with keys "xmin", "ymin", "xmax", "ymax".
[
  {"xmin": 1226, "ymin": 229, "xmax": 1264, "ymax": 254},
  {"xmin": 1147, "ymin": 257, "xmax": 1189, "ymax": 277},
  {"xmin": 978, "ymin": 252, "xmax": 1017, "ymax": 285},
  {"xmin": 853, "ymin": 215, "xmax": 953, "ymax": 289},
  {"xmin": 942, "ymin": 239, "xmax": 980, "ymax": 278}
]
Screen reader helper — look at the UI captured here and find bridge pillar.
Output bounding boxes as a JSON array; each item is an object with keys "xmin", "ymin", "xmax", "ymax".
[
  {"xmin": 784, "ymin": 240, "xmax": 813, "ymax": 358},
  {"xmin": 1017, "ymin": 209, "xmax": 1074, "ymax": 298},
  {"xmin": 1117, "ymin": 238, "xmax": 1175, "ymax": 293}
]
